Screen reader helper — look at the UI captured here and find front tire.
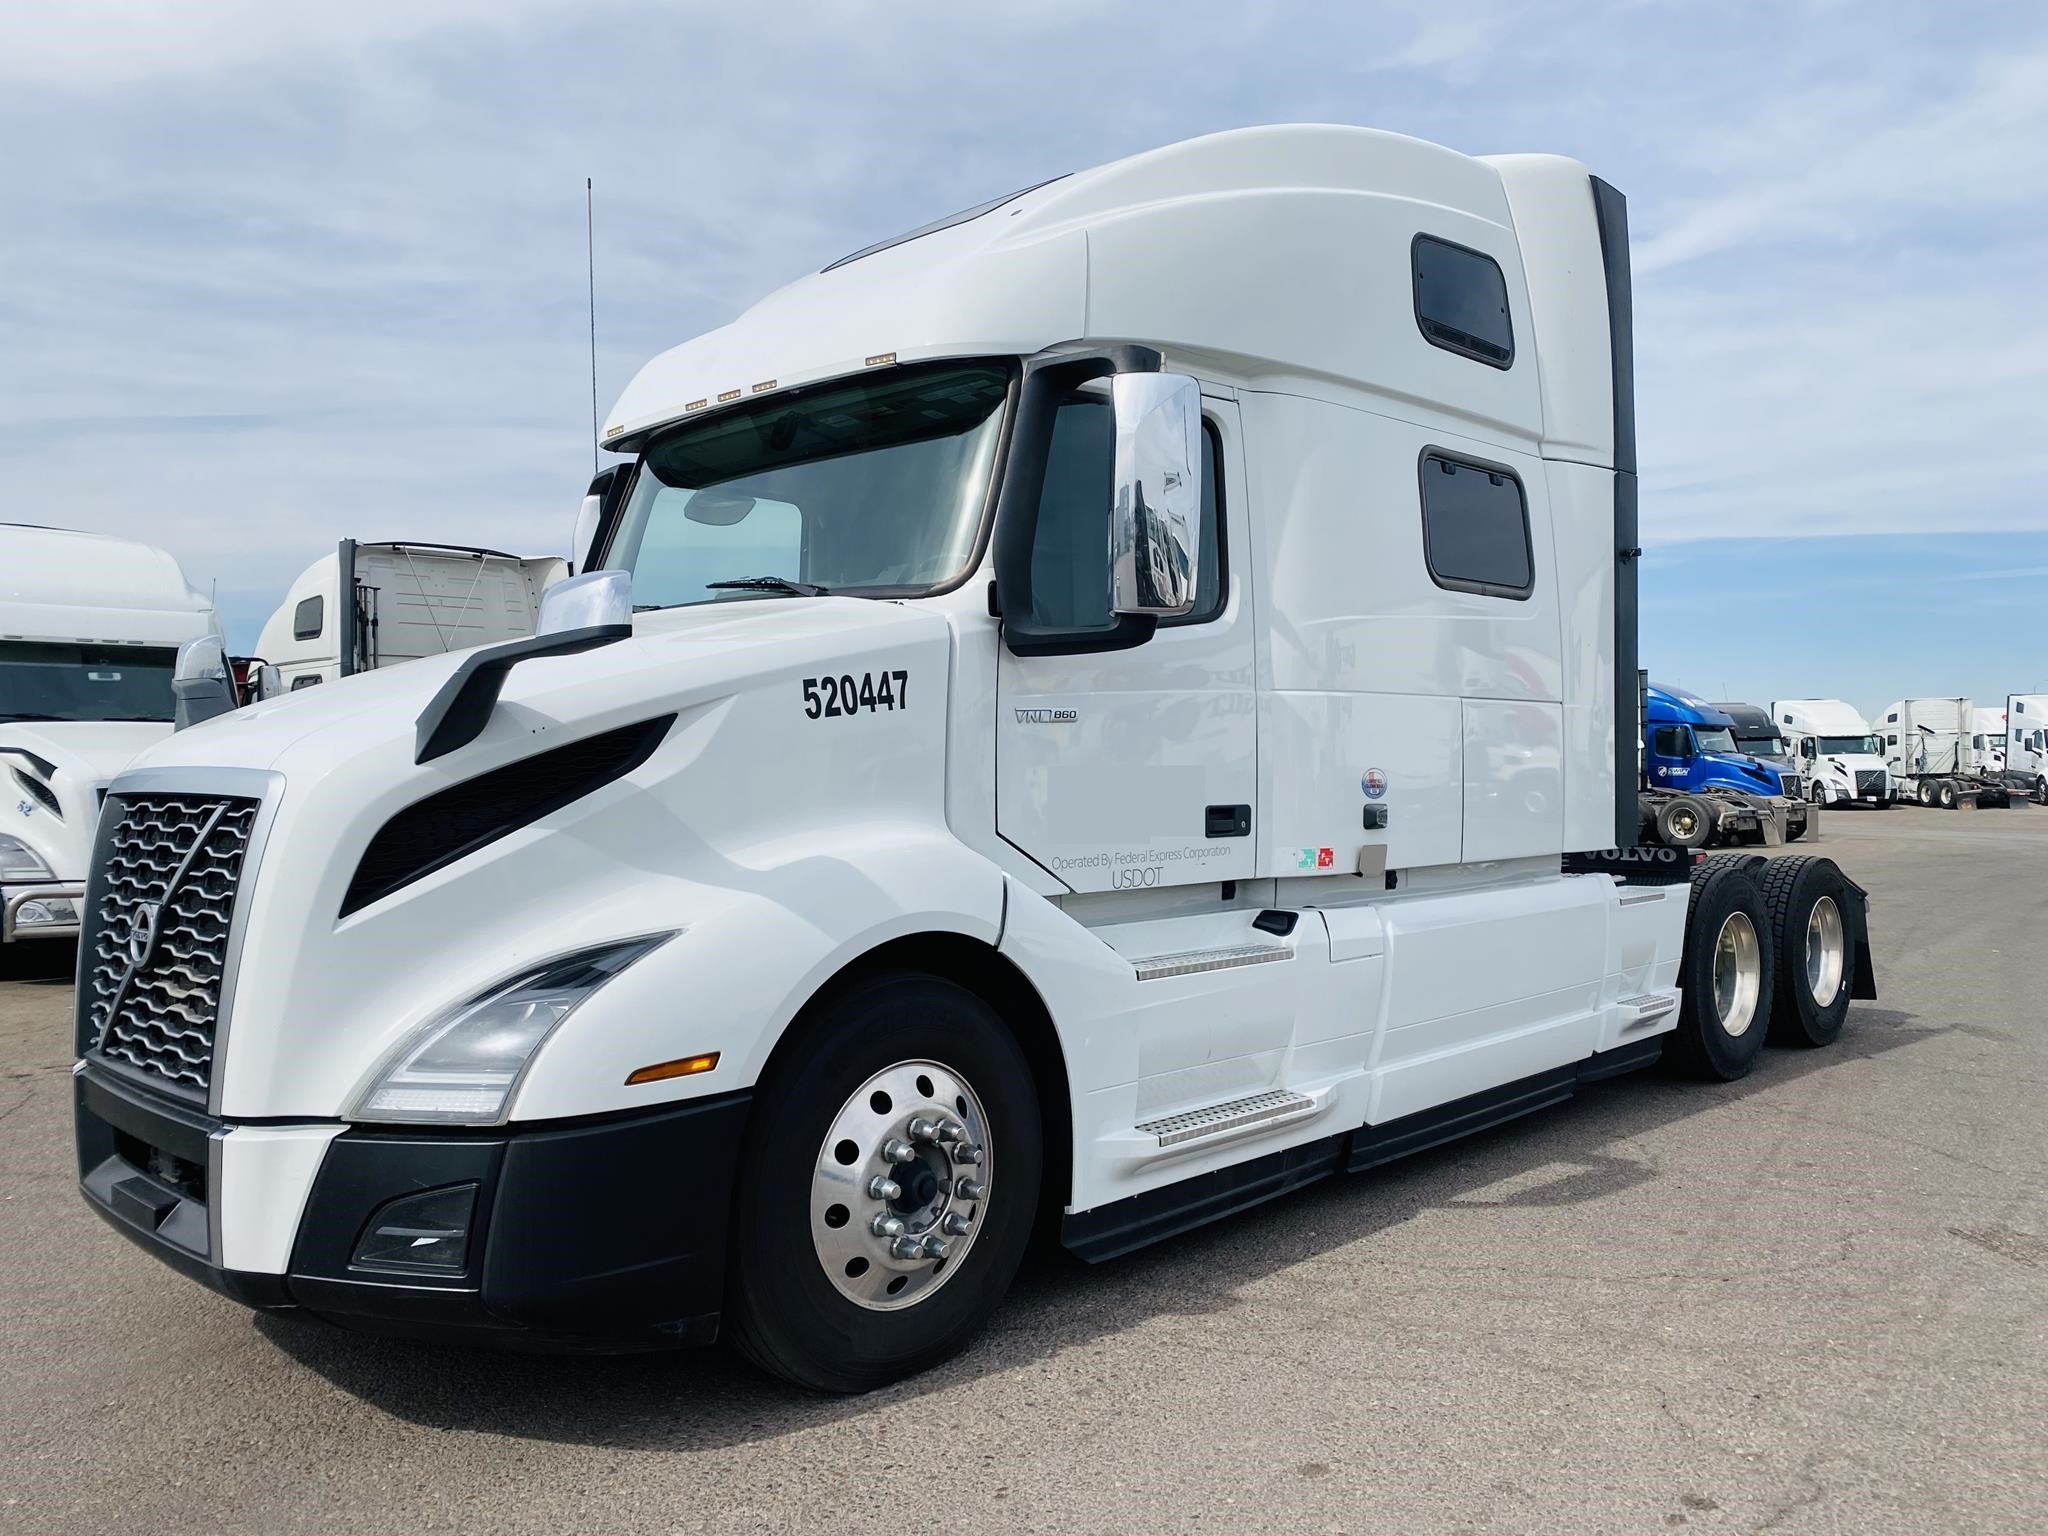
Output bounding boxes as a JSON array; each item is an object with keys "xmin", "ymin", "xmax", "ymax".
[
  {"xmin": 1666, "ymin": 862, "xmax": 1775, "ymax": 1081},
  {"xmin": 727, "ymin": 971, "xmax": 1042, "ymax": 1393}
]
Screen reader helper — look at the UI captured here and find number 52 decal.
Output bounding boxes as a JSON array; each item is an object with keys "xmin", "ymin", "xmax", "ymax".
[{"xmin": 803, "ymin": 670, "xmax": 909, "ymax": 719}]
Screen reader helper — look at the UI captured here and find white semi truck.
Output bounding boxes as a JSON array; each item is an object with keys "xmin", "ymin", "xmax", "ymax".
[
  {"xmin": 2005, "ymin": 694, "xmax": 2048, "ymax": 803},
  {"xmin": 1773, "ymin": 699, "xmax": 1892, "ymax": 809},
  {"xmin": 1878, "ymin": 697, "xmax": 2014, "ymax": 809},
  {"xmin": 253, "ymin": 541, "xmax": 568, "ymax": 690},
  {"xmin": 71, "ymin": 127, "xmax": 1876, "ymax": 1392},
  {"xmin": 1, "ymin": 524, "xmax": 223, "ymax": 963},
  {"xmin": 1973, "ymin": 707, "xmax": 2006, "ymax": 778}
]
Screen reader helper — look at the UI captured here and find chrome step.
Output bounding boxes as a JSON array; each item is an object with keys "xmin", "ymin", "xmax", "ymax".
[
  {"xmin": 1136, "ymin": 1088, "xmax": 1316, "ymax": 1148},
  {"xmin": 1132, "ymin": 943, "xmax": 1290, "ymax": 982},
  {"xmin": 1619, "ymin": 992, "xmax": 1678, "ymax": 1028}
]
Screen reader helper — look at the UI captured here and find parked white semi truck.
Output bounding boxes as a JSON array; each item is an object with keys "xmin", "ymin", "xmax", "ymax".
[
  {"xmin": 253, "ymin": 541, "xmax": 567, "ymax": 690},
  {"xmin": 1, "ymin": 525, "xmax": 222, "ymax": 962},
  {"xmin": 1973, "ymin": 707, "xmax": 2006, "ymax": 778},
  {"xmin": 2006, "ymin": 694, "xmax": 2048, "ymax": 803},
  {"xmin": 71, "ymin": 127, "xmax": 1876, "ymax": 1392},
  {"xmin": 1878, "ymin": 698, "xmax": 2014, "ymax": 809},
  {"xmin": 1773, "ymin": 699, "xmax": 1892, "ymax": 809}
]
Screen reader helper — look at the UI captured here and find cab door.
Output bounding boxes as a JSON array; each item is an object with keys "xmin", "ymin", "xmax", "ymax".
[{"xmin": 995, "ymin": 390, "xmax": 1255, "ymax": 893}]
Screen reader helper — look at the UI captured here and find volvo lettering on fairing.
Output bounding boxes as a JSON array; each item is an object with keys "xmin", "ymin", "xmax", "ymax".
[{"xmin": 71, "ymin": 124, "xmax": 1877, "ymax": 1395}]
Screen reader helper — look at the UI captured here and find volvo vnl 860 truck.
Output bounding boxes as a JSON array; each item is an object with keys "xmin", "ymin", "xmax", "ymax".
[
  {"xmin": 70, "ymin": 127, "xmax": 1875, "ymax": 1392},
  {"xmin": 1774, "ymin": 699, "xmax": 1891, "ymax": 809},
  {"xmin": 1, "ymin": 524, "xmax": 222, "ymax": 962}
]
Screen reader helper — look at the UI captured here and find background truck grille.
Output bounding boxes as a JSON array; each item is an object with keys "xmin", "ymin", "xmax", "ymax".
[
  {"xmin": 1855, "ymin": 770, "xmax": 1885, "ymax": 797},
  {"xmin": 82, "ymin": 793, "xmax": 260, "ymax": 1097}
]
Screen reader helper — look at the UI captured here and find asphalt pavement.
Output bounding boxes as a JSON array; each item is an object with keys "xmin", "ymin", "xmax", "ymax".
[{"xmin": 3, "ymin": 807, "xmax": 2043, "ymax": 1534}]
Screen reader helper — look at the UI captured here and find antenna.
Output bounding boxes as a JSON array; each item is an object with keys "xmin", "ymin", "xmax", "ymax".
[{"xmin": 586, "ymin": 177, "xmax": 599, "ymax": 476}]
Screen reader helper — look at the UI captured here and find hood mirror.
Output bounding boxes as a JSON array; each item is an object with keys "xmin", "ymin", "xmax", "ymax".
[
  {"xmin": 172, "ymin": 636, "xmax": 236, "ymax": 731},
  {"xmin": 1109, "ymin": 373, "xmax": 1203, "ymax": 618},
  {"xmin": 538, "ymin": 569, "xmax": 633, "ymax": 636}
]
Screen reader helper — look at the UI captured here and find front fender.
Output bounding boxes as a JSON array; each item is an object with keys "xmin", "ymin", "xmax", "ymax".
[{"xmin": 508, "ymin": 832, "xmax": 1005, "ymax": 1121}]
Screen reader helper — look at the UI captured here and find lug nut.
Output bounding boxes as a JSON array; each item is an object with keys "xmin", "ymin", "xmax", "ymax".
[
  {"xmin": 870, "ymin": 1213, "xmax": 905, "ymax": 1238},
  {"xmin": 907, "ymin": 1116, "xmax": 941, "ymax": 1142},
  {"xmin": 942, "ymin": 1212, "xmax": 972, "ymax": 1236},
  {"xmin": 956, "ymin": 1178, "xmax": 986, "ymax": 1201},
  {"xmin": 921, "ymin": 1235, "xmax": 951, "ymax": 1261},
  {"xmin": 951, "ymin": 1142, "xmax": 984, "ymax": 1165},
  {"xmin": 881, "ymin": 1138, "xmax": 916, "ymax": 1164},
  {"xmin": 935, "ymin": 1118, "xmax": 966, "ymax": 1144},
  {"xmin": 867, "ymin": 1176, "xmax": 902, "ymax": 1201},
  {"xmin": 889, "ymin": 1236, "xmax": 926, "ymax": 1261}
]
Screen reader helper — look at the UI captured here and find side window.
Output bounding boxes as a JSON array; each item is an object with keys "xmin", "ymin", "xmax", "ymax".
[
  {"xmin": 1418, "ymin": 452, "xmax": 1532, "ymax": 599},
  {"xmin": 1028, "ymin": 398, "xmax": 1224, "ymax": 631},
  {"xmin": 1652, "ymin": 726, "xmax": 1689, "ymax": 757},
  {"xmin": 1886, "ymin": 711, "xmax": 1899, "ymax": 723},
  {"xmin": 292, "ymin": 595, "xmax": 323, "ymax": 641},
  {"xmin": 290, "ymin": 674, "xmax": 323, "ymax": 690},
  {"xmin": 1412, "ymin": 235, "xmax": 1513, "ymax": 368}
]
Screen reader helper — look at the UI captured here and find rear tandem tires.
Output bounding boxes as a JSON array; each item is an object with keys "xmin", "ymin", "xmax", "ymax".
[
  {"xmin": 727, "ymin": 971, "xmax": 1042, "ymax": 1394},
  {"xmin": 1666, "ymin": 861, "xmax": 1775, "ymax": 1081},
  {"xmin": 1936, "ymin": 780, "xmax": 1959, "ymax": 810},
  {"xmin": 1655, "ymin": 795, "xmax": 1714, "ymax": 850},
  {"xmin": 1755, "ymin": 856, "xmax": 1853, "ymax": 1048}
]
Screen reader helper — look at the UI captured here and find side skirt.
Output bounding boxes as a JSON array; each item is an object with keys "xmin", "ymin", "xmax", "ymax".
[{"xmin": 1060, "ymin": 1038, "xmax": 1666, "ymax": 1264}]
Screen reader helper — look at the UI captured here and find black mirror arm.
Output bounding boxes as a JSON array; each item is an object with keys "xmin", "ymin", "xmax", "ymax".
[{"xmin": 414, "ymin": 625, "xmax": 631, "ymax": 764}]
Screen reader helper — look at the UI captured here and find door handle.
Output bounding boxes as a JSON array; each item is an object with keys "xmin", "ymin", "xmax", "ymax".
[{"xmin": 1205, "ymin": 804, "xmax": 1251, "ymax": 838}]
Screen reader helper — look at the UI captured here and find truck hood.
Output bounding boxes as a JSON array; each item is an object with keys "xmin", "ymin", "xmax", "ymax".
[
  {"xmin": 2, "ymin": 722, "xmax": 171, "ymax": 880},
  {"xmin": 1700, "ymin": 752, "xmax": 1789, "ymax": 790},
  {"xmin": 1, "ymin": 720, "xmax": 172, "ymax": 783}
]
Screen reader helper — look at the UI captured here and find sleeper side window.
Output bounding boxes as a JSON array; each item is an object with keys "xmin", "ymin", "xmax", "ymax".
[
  {"xmin": 1418, "ymin": 452, "xmax": 1533, "ymax": 600},
  {"xmin": 1028, "ymin": 399, "xmax": 1225, "ymax": 631},
  {"xmin": 1412, "ymin": 235, "xmax": 1514, "ymax": 368},
  {"xmin": 292, "ymin": 595, "xmax": 323, "ymax": 641}
]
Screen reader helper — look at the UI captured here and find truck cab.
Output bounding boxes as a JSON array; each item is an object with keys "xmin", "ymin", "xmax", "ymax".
[
  {"xmin": 1774, "ymin": 698, "xmax": 1890, "ymax": 808},
  {"xmin": 2006, "ymin": 694, "xmax": 2048, "ymax": 802},
  {"xmin": 1, "ymin": 524, "xmax": 222, "ymax": 953},
  {"xmin": 1639, "ymin": 685, "xmax": 1807, "ymax": 846},
  {"xmin": 1973, "ymin": 707, "xmax": 2006, "ymax": 777},
  {"xmin": 69, "ymin": 127, "xmax": 1875, "ymax": 1392},
  {"xmin": 252, "ymin": 541, "xmax": 568, "ymax": 691}
]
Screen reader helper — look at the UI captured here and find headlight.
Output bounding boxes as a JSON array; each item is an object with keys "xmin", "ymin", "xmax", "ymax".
[
  {"xmin": 0, "ymin": 834, "xmax": 54, "ymax": 881},
  {"xmin": 350, "ymin": 934, "xmax": 671, "ymax": 1125}
]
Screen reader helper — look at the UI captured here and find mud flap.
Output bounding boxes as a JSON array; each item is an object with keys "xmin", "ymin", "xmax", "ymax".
[{"xmin": 1839, "ymin": 870, "xmax": 1878, "ymax": 1000}]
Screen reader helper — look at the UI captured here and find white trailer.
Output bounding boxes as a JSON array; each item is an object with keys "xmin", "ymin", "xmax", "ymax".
[
  {"xmin": 1773, "ymin": 699, "xmax": 1892, "ymax": 809},
  {"xmin": 1878, "ymin": 697, "xmax": 2014, "ymax": 808},
  {"xmin": 2003, "ymin": 695, "xmax": 2048, "ymax": 803},
  {"xmin": 72, "ymin": 126, "xmax": 1876, "ymax": 1392},
  {"xmin": 1, "ymin": 524, "xmax": 221, "ymax": 958},
  {"xmin": 252, "ymin": 541, "xmax": 567, "ymax": 690}
]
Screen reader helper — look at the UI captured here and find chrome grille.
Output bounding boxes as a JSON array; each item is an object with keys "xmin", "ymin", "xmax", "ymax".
[
  {"xmin": 84, "ymin": 793, "xmax": 260, "ymax": 1096},
  {"xmin": 1855, "ymin": 770, "xmax": 1885, "ymax": 797}
]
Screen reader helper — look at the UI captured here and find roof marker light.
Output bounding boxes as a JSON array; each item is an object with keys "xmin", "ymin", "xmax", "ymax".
[
  {"xmin": 865, "ymin": 352, "xmax": 897, "ymax": 367},
  {"xmin": 750, "ymin": 379, "xmax": 777, "ymax": 394},
  {"xmin": 717, "ymin": 389, "xmax": 742, "ymax": 403}
]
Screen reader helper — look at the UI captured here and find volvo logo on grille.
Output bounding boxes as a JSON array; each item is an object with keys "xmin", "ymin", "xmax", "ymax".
[{"xmin": 123, "ymin": 899, "xmax": 163, "ymax": 970}]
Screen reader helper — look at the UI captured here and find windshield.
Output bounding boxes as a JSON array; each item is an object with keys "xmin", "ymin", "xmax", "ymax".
[
  {"xmin": 0, "ymin": 642, "xmax": 178, "ymax": 723},
  {"xmin": 1818, "ymin": 735, "xmax": 1881, "ymax": 756},
  {"xmin": 1694, "ymin": 727, "xmax": 1738, "ymax": 754},
  {"xmin": 1733, "ymin": 731, "xmax": 1785, "ymax": 757},
  {"xmin": 610, "ymin": 361, "xmax": 1011, "ymax": 609}
]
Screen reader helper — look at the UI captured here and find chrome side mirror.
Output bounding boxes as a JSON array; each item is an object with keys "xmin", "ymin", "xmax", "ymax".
[
  {"xmin": 537, "ymin": 568, "xmax": 633, "ymax": 636},
  {"xmin": 1108, "ymin": 373, "xmax": 1203, "ymax": 618},
  {"xmin": 172, "ymin": 635, "xmax": 236, "ymax": 731}
]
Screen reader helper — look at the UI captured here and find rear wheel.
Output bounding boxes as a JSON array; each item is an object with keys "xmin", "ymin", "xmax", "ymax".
[
  {"xmin": 1655, "ymin": 795, "xmax": 1713, "ymax": 849},
  {"xmin": 1917, "ymin": 780, "xmax": 1937, "ymax": 807},
  {"xmin": 1936, "ymin": 780, "xmax": 1958, "ymax": 809},
  {"xmin": 2038, "ymin": 776, "xmax": 2048, "ymax": 806},
  {"xmin": 1665, "ymin": 863, "xmax": 1775, "ymax": 1080},
  {"xmin": 1755, "ymin": 856, "xmax": 1853, "ymax": 1047},
  {"xmin": 727, "ymin": 971, "xmax": 1041, "ymax": 1393}
]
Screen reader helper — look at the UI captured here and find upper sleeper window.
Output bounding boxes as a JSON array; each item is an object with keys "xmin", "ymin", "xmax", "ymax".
[
  {"xmin": 1419, "ymin": 452, "xmax": 1532, "ymax": 600},
  {"xmin": 293, "ymin": 595, "xmax": 324, "ymax": 640},
  {"xmin": 1412, "ymin": 235, "xmax": 1514, "ymax": 368}
]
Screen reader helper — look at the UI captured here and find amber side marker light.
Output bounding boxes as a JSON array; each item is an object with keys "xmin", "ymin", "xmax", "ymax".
[{"xmin": 625, "ymin": 1052, "xmax": 720, "ymax": 1086}]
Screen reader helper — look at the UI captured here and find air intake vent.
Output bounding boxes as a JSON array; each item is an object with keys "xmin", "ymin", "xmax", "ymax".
[
  {"xmin": 11, "ymin": 765, "xmax": 59, "ymax": 817},
  {"xmin": 342, "ymin": 716, "xmax": 673, "ymax": 917}
]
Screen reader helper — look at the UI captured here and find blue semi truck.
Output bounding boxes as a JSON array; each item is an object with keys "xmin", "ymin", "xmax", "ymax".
[{"xmin": 1640, "ymin": 683, "xmax": 1811, "ymax": 848}]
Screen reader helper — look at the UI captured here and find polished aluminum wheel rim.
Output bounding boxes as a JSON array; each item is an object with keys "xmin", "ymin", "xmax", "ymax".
[
  {"xmin": 811, "ymin": 1059, "xmax": 989, "ymax": 1312},
  {"xmin": 1805, "ymin": 895, "xmax": 1845, "ymax": 1005},
  {"xmin": 1711, "ymin": 910, "xmax": 1762, "ymax": 1037}
]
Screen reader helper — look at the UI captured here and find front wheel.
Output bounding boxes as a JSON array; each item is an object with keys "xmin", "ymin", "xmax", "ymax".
[{"xmin": 727, "ymin": 972, "xmax": 1042, "ymax": 1393}]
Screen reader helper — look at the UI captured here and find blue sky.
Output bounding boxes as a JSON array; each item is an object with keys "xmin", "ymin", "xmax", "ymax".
[{"xmin": 2, "ymin": 1, "xmax": 2043, "ymax": 716}]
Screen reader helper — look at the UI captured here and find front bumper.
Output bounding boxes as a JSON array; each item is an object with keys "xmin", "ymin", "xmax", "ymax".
[
  {"xmin": 75, "ymin": 1061, "xmax": 750, "ymax": 1351},
  {"xmin": 2, "ymin": 881, "xmax": 84, "ymax": 942}
]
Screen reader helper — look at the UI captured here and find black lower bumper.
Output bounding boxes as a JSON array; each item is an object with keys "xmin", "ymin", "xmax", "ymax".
[{"xmin": 75, "ymin": 1063, "xmax": 751, "ymax": 1352}]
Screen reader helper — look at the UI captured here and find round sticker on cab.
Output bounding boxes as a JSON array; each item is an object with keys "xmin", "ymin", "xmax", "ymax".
[{"xmin": 1362, "ymin": 768, "xmax": 1388, "ymax": 800}]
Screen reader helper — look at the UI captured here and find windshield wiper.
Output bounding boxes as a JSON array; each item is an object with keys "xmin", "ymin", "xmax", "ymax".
[{"xmin": 704, "ymin": 576, "xmax": 831, "ymax": 598}]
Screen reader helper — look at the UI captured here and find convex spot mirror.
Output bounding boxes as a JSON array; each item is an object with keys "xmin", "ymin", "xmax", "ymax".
[
  {"xmin": 1109, "ymin": 372, "xmax": 1203, "ymax": 619},
  {"xmin": 538, "ymin": 568, "xmax": 633, "ymax": 636}
]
